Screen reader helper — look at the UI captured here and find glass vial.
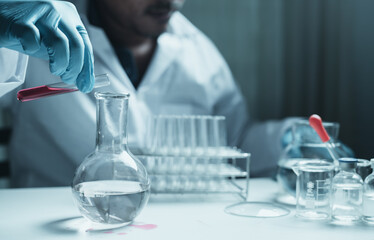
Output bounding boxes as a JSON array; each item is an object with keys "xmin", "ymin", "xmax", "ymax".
[
  {"xmin": 363, "ymin": 159, "xmax": 374, "ymax": 223},
  {"xmin": 71, "ymin": 92, "xmax": 150, "ymax": 227},
  {"xmin": 331, "ymin": 158, "xmax": 363, "ymax": 223}
]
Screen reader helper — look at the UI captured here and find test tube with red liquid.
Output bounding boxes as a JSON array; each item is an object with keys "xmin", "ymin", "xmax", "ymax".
[{"xmin": 17, "ymin": 74, "xmax": 110, "ymax": 102}]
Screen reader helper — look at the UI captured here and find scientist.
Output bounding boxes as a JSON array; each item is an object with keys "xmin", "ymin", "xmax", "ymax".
[{"xmin": 0, "ymin": 1, "xmax": 350, "ymax": 187}]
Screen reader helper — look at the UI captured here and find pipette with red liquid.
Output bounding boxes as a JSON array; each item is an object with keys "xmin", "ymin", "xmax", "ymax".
[
  {"xmin": 309, "ymin": 114, "xmax": 340, "ymax": 167},
  {"xmin": 17, "ymin": 74, "xmax": 110, "ymax": 102}
]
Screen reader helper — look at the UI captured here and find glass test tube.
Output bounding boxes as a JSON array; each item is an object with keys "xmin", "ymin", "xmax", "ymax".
[{"xmin": 17, "ymin": 74, "xmax": 110, "ymax": 102}]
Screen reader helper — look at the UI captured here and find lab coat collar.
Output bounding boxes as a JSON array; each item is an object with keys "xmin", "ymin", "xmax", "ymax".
[{"xmin": 138, "ymin": 30, "xmax": 182, "ymax": 93}]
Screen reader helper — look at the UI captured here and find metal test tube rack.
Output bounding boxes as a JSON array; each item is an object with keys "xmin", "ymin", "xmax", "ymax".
[{"xmin": 134, "ymin": 147, "xmax": 250, "ymax": 200}]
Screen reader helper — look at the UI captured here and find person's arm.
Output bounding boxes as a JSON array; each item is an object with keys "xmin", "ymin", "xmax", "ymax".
[
  {"xmin": 239, "ymin": 118, "xmax": 296, "ymax": 177},
  {"xmin": 0, "ymin": 1, "xmax": 94, "ymax": 93},
  {"xmin": 209, "ymin": 54, "xmax": 353, "ymax": 177}
]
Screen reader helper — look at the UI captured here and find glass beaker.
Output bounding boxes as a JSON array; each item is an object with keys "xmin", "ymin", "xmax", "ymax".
[
  {"xmin": 71, "ymin": 92, "xmax": 150, "ymax": 227},
  {"xmin": 225, "ymin": 153, "xmax": 291, "ymax": 218},
  {"xmin": 293, "ymin": 160, "xmax": 334, "ymax": 220},
  {"xmin": 277, "ymin": 119, "xmax": 347, "ymax": 204}
]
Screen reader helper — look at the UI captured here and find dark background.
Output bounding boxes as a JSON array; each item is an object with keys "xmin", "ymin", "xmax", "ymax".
[{"xmin": 182, "ymin": 0, "xmax": 374, "ymax": 159}]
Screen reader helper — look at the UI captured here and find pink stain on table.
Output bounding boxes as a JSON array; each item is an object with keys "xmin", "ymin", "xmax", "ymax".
[
  {"xmin": 104, "ymin": 231, "xmax": 113, "ymax": 234},
  {"xmin": 130, "ymin": 224, "xmax": 158, "ymax": 230}
]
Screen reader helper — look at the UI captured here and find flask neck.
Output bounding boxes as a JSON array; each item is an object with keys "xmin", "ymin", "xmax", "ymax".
[{"xmin": 95, "ymin": 93, "xmax": 130, "ymax": 152}]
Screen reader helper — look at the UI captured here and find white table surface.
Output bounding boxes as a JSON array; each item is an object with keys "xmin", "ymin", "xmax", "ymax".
[{"xmin": 0, "ymin": 178, "xmax": 373, "ymax": 240}]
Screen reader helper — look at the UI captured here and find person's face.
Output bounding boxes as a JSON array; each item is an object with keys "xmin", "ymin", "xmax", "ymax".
[{"xmin": 99, "ymin": 0, "xmax": 185, "ymax": 38}]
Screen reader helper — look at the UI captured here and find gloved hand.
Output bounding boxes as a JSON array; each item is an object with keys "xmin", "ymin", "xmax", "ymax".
[{"xmin": 0, "ymin": 1, "xmax": 94, "ymax": 92}]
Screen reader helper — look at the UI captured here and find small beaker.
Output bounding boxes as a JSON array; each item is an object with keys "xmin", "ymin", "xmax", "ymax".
[{"xmin": 293, "ymin": 160, "xmax": 334, "ymax": 220}]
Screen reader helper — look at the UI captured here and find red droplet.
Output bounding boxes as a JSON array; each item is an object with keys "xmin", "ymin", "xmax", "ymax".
[{"xmin": 130, "ymin": 224, "xmax": 158, "ymax": 230}]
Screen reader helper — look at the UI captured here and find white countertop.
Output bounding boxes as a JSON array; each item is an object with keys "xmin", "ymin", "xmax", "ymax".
[{"xmin": 0, "ymin": 178, "xmax": 373, "ymax": 240}]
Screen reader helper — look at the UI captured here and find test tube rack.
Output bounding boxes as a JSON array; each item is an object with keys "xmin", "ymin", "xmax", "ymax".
[{"xmin": 134, "ymin": 147, "xmax": 250, "ymax": 200}]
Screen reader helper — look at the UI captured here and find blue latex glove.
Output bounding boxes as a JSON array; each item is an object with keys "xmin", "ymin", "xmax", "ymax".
[{"xmin": 0, "ymin": 1, "xmax": 94, "ymax": 92}]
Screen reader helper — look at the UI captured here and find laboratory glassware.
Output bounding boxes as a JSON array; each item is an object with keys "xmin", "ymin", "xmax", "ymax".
[
  {"xmin": 71, "ymin": 92, "xmax": 150, "ymax": 227},
  {"xmin": 363, "ymin": 159, "xmax": 374, "ymax": 224},
  {"xmin": 357, "ymin": 159, "xmax": 373, "ymax": 180},
  {"xmin": 293, "ymin": 160, "xmax": 334, "ymax": 220},
  {"xmin": 138, "ymin": 149, "xmax": 249, "ymax": 194},
  {"xmin": 309, "ymin": 114, "xmax": 341, "ymax": 166},
  {"xmin": 17, "ymin": 74, "xmax": 110, "ymax": 102},
  {"xmin": 145, "ymin": 115, "xmax": 227, "ymax": 156},
  {"xmin": 331, "ymin": 158, "xmax": 363, "ymax": 224},
  {"xmin": 277, "ymin": 119, "xmax": 346, "ymax": 204},
  {"xmin": 143, "ymin": 115, "xmax": 239, "ymax": 194},
  {"xmin": 138, "ymin": 114, "xmax": 250, "ymax": 204}
]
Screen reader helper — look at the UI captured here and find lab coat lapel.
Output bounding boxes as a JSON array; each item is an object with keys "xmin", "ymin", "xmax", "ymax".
[{"xmin": 139, "ymin": 32, "xmax": 182, "ymax": 93}]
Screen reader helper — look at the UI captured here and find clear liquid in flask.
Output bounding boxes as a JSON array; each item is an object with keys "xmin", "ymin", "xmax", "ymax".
[{"xmin": 72, "ymin": 180, "xmax": 150, "ymax": 226}]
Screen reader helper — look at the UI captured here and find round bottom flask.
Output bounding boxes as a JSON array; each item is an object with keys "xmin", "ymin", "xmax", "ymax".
[{"xmin": 72, "ymin": 92, "xmax": 150, "ymax": 227}]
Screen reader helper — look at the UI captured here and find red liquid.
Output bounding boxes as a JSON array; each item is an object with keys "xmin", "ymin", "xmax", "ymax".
[{"xmin": 17, "ymin": 86, "xmax": 77, "ymax": 102}]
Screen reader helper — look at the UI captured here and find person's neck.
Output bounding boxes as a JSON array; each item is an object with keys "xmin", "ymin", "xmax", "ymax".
[
  {"xmin": 94, "ymin": 2, "xmax": 157, "ymax": 81},
  {"xmin": 103, "ymin": 19, "xmax": 156, "ymax": 79},
  {"xmin": 96, "ymin": 7, "xmax": 154, "ymax": 51},
  {"xmin": 107, "ymin": 24, "xmax": 155, "ymax": 52}
]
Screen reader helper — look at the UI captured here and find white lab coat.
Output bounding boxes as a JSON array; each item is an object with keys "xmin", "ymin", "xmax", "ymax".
[{"xmin": 0, "ymin": 7, "xmax": 291, "ymax": 187}]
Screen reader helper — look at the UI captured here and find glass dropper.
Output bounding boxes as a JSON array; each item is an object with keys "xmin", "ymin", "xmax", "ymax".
[
  {"xmin": 17, "ymin": 74, "xmax": 110, "ymax": 102},
  {"xmin": 309, "ymin": 114, "xmax": 340, "ymax": 167}
]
